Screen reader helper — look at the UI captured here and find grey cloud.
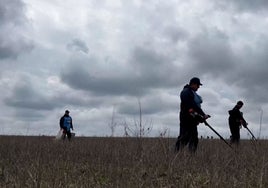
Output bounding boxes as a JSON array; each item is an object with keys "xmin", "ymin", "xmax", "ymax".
[
  {"xmin": 61, "ymin": 45, "xmax": 180, "ymax": 97},
  {"xmin": 117, "ymin": 93, "xmax": 178, "ymax": 116},
  {"xmin": 188, "ymin": 29, "xmax": 235, "ymax": 75},
  {"xmin": 0, "ymin": 0, "xmax": 33, "ymax": 59},
  {"xmin": 221, "ymin": 37, "xmax": 268, "ymax": 103},
  {"xmin": 236, "ymin": 63, "xmax": 268, "ymax": 103},
  {"xmin": 14, "ymin": 109, "xmax": 45, "ymax": 122},
  {"xmin": 4, "ymin": 75, "xmax": 110, "ymax": 114},
  {"xmin": 4, "ymin": 78, "xmax": 55, "ymax": 110},
  {"xmin": 163, "ymin": 26, "xmax": 189, "ymax": 43},
  {"xmin": 187, "ymin": 29, "xmax": 268, "ymax": 104},
  {"xmin": 2, "ymin": 0, "xmax": 268, "ymax": 137},
  {"xmin": 0, "ymin": 38, "xmax": 33, "ymax": 59},
  {"xmin": 66, "ymin": 38, "xmax": 89, "ymax": 54},
  {"xmin": 2, "ymin": 72, "xmax": 106, "ymax": 113},
  {"xmin": 61, "ymin": 64, "xmax": 147, "ymax": 96},
  {"xmin": 215, "ymin": 0, "xmax": 268, "ymax": 12},
  {"xmin": 0, "ymin": 0, "xmax": 26, "ymax": 24},
  {"xmin": 129, "ymin": 46, "xmax": 179, "ymax": 88},
  {"xmin": 53, "ymin": 90, "xmax": 108, "ymax": 109}
]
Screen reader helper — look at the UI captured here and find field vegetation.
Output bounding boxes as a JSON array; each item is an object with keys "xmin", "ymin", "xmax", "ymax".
[{"xmin": 0, "ymin": 135, "xmax": 268, "ymax": 187}]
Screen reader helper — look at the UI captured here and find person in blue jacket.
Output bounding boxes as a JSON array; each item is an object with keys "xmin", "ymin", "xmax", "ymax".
[
  {"xmin": 175, "ymin": 77, "xmax": 209, "ymax": 152},
  {"xmin": 60, "ymin": 110, "xmax": 74, "ymax": 141}
]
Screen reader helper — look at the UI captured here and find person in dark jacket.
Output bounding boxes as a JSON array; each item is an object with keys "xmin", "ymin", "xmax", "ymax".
[
  {"xmin": 228, "ymin": 101, "xmax": 247, "ymax": 144},
  {"xmin": 175, "ymin": 77, "xmax": 209, "ymax": 152},
  {"xmin": 59, "ymin": 110, "xmax": 74, "ymax": 141}
]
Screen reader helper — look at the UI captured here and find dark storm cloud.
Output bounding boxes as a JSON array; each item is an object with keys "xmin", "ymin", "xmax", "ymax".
[
  {"xmin": 234, "ymin": 62, "xmax": 268, "ymax": 103},
  {"xmin": 3, "ymin": 73, "xmax": 110, "ymax": 114},
  {"xmin": 187, "ymin": 24, "xmax": 268, "ymax": 104},
  {"xmin": 129, "ymin": 46, "xmax": 179, "ymax": 87},
  {"xmin": 61, "ymin": 45, "xmax": 180, "ymax": 97},
  {"xmin": 3, "ymin": 74, "xmax": 55, "ymax": 111},
  {"xmin": 216, "ymin": 0, "xmax": 268, "ymax": 12},
  {"xmin": 2, "ymin": 74, "xmax": 106, "ymax": 114},
  {"xmin": 66, "ymin": 38, "xmax": 89, "ymax": 54},
  {"xmin": 61, "ymin": 64, "xmax": 147, "ymax": 96},
  {"xmin": 163, "ymin": 25, "xmax": 189, "ymax": 43},
  {"xmin": 224, "ymin": 37, "xmax": 268, "ymax": 104},
  {"xmin": 2, "ymin": 0, "xmax": 268, "ymax": 137},
  {"xmin": 0, "ymin": 0, "xmax": 33, "ymax": 59},
  {"xmin": 117, "ymin": 93, "xmax": 178, "ymax": 116},
  {"xmin": 188, "ymin": 29, "xmax": 235, "ymax": 75},
  {"xmin": 0, "ymin": 39, "xmax": 33, "ymax": 59},
  {"xmin": 4, "ymin": 79, "xmax": 55, "ymax": 110},
  {"xmin": 0, "ymin": 0, "xmax": 25, "ymax": 24},
  {"xmin": 14, "ymin": 109, "xmax": 45, "ymax": 121},
  {"xmin": 53, "ymin": 90, "xmax": 108, "ymax": 109}
]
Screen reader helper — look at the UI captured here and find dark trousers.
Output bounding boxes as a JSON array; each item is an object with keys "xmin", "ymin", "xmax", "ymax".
[
  {"xmin": 62, "ymin": 128, "xmax": 72, "ymax": 141},
  {"xmin": 229, "ymin": 124, "xmax": 240, "ymax": 144},
  {"xmin": 176, "ymin": 114, "xmax": 199, "ymax": 152}
]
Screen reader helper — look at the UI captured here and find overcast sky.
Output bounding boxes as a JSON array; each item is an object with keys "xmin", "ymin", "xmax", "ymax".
[{"xmin": 1, "ymin": 0, "xmax": 268, "ymax": 139}]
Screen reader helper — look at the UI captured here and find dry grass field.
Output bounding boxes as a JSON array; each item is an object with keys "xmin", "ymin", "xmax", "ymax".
[{"xmin": 0, "ymin": 135, "xmax": 268, "ymax": 187}]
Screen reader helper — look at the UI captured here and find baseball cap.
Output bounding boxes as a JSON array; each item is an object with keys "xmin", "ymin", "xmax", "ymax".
[
  {"xmin": 189, "ymin": 77, "xmax": 202, "ymax": 85},
  {"xmin": 237, "ymin": 101, "xmax": 243, "ymax": 106}
]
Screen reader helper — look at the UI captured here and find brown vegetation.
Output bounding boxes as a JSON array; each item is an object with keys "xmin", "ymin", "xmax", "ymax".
[{"xmin": 0, "ymin": 136, "xmax": 268, "ymax": 187}]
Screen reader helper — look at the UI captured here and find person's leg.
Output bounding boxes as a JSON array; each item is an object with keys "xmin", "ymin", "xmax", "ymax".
[
  {"xmin": 188, "ymin": 125, "xmax": 198, "ymax": 152},
  {"xmin": 230, "ymin": 125, "xmax": 240, "ymax": 145},
  {"xmin": 176, "ymin": 135, "xmax": 187, "ymax": 151},
  {"xmin": 175, "ymin": 120, "xmax": 190, "ymax": 151},
  {"xmin": 62, "ymin": 129, "xmax": 67, "ymax": 140},
  {"xmin": 66, "ymin": 130, "xmax": 72, "ymax": 141},
  {"xmin": 233, "ymin": 126, "xmax": 240, "ymax": 144},
  {"xmin": 229, "ymin": 124, "xmax": 235, "ymax": 143}
]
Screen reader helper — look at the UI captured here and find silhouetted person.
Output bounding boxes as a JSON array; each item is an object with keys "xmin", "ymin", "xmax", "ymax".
[
  {"xmin": 228, "ymin": 101, "xmax": 247, "ymax": 144},
  {"xmin": 175, "ymin": 77, "xmax": 209, "ymax": 152}
]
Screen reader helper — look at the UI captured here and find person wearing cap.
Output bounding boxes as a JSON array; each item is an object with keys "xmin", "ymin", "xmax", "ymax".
[
  {"xmin": 175, "ymin": 77, "xmax": 210, "ymax": 152},
  {"xmin": 228, "ymin": 101, "xmax": 248, "ymax": 144},
  {"xmin": 59, "ymin": 110, "xmax": 74, "ymax": 141}
]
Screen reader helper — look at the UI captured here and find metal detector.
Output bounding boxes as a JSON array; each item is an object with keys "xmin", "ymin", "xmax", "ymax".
[
  {"xmin": 245, "ymin": 126, "xmax": 257, "ymax": 141},
  {"xmin": 204, "ymin": 120, "xmax": 233, "ymax": 149}
]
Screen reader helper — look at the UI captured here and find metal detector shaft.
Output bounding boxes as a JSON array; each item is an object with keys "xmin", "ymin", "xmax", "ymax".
[
  {"xmin": 245, "ymin": 127, "xmax": 257, "ymax": 141},
  {"xmin": 204, "ymin": 121, "xmax": 233, "ymax": 149}
]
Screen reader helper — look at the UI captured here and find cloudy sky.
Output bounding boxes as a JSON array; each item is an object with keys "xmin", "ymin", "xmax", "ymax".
[{"xmin": 1, "ymin": 0, "xmax": 268, "ymax": 139}]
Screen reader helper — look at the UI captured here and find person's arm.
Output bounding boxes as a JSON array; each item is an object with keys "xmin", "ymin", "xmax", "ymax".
[
  {"xmin": 59, "ymin": 117, "xmax": 64, "ymax": 128},
  {"xmin": 181, "ymin": 89, "xmax": 205, "ymax": 116},
  {"xmin": 238, "ymin": 111, "xmax": 247, "ymax": 127},
  {"xmin": 232, "ymin": 108, "xmax": 247, "ymax": 126}
]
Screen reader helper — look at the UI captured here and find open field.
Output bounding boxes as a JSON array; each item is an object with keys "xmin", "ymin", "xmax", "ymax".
[{"xmin": 0, "ymin": 136, "xmax": 268, "ymax": 187}]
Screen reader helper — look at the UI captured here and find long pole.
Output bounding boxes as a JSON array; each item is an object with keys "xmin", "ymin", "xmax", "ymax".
[
  {"xmin": 258, "ymin": 108, "xmax": 263, "ymax": 139},
  {"xmin": 204, "ymin": 121, "xmax": 233, "ymax": 149},
  {"xmin": 245, "ymin": 127, "xmax": 257, "ymax": 141}
]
